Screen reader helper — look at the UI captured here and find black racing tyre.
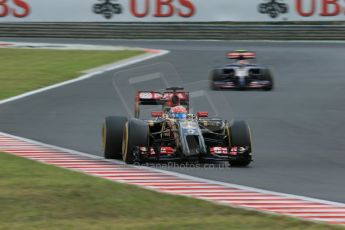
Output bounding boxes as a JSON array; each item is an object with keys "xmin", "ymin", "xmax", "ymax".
[
  {"xmin": 228, "ymin": 120, "xmax": 252, "ymax": 167},
  {"xmin": 102, "ymin": 116, "xmax": 128, "ymax": 159},
  {"xmin": 209, "ymin": 69, "xmax": 222, "ymax": 90},
  {"xmin": 122, "ymin": 119, "xmax": 149, "ymax": 164},
  {"xmin": 262, "ymin": 69, "xmax": 274, "ymax": 91}
]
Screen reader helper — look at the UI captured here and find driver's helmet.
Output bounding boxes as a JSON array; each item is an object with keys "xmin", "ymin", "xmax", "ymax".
[
  {"xmin": 170, "ymin": 106, "xmax": 187, "ymax": 119},
  {"xmin": 238, "ymin": 60, "xmax": 248, "ymax": 65}
]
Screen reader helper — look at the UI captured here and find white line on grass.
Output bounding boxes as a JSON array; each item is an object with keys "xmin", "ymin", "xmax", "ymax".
[{"xmin": 0, "ymin": 48, "xmax": 169, "ymax": 106}]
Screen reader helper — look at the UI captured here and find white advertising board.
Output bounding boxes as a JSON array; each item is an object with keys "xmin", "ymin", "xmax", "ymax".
[{"xmin": 1, "ymin": 0, "xmax": 345, "ymax": 22}]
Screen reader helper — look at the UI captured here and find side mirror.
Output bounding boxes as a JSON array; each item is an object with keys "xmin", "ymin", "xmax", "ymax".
[
  {"xmin": 151, "ymin": 111, "xmax": 164, "ymax": 118},
  {"xmin": 197, "ymin": 112, "xmax": 209, "ymax": 118}
]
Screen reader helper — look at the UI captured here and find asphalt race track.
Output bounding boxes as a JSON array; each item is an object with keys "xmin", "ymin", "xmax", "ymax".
[{"xmin": 0, "ymin": 38, "xmax": 344, "ymax": 203}]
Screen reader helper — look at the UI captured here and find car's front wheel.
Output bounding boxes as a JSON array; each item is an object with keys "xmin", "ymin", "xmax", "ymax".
[
  {"xmin": 263, "ymin": 69, "xmax": 274, "ymax": 91},
  {"xmin": 227, "ymin": 120, "xmax": 253, "ymax": 167},
  {"xmin": 209, "ymin": 69, "xmax": 223, "ymax": 90},
  {"xmin": 102, "ymin": 116, "xmax": 128, "ymax": 159},
  {"xmin": 122, "ymin": 119, "xmax": 149, "ymax": 164}
]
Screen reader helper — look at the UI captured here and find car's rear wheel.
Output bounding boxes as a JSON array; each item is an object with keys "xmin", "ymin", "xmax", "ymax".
[
  {"xmin": 227, "ymin": 120, "xmax": 252, "ymax": 167},
  {"xmin": 102, "ymin": 116, "xmax": 128, "ymax": 159},
  {"xmin": 122, "ymin": 119, "xmax": 149, "ymax": 164}
]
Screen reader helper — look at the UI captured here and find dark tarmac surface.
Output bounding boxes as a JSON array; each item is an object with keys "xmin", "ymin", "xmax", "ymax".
[{"xmin": 0, "ymin": 38, "xmax": 344, "ymax": 203}]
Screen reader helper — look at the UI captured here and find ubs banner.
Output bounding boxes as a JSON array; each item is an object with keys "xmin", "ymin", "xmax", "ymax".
[{"xmin": 1, "ymin": 0, "xmax": 345, "ymax": 22}]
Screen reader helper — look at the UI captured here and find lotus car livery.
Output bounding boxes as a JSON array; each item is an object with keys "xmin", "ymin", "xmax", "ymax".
[
  {"xmin": 102, "ymin": 87, "xmax": 253, "ymax": 166},
  {"xmin": 210, "ymin": 50, "xmax": 274, "ymax": 91}
]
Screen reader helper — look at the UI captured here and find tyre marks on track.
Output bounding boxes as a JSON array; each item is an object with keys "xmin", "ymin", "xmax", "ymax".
[{"xmin": 1, "ymin": 132, "xmax": 345, "ymax": 226}]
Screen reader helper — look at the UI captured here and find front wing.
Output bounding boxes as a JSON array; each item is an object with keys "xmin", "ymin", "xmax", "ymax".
[{"xmin": 212, "ymin": 78, "xmax": 272, "ymax": 89}]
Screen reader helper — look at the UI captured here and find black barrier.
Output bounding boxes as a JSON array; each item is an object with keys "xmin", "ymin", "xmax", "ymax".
[{"xmin": 0, "ymin": 22, "xmax": 345, "ymax": 40}]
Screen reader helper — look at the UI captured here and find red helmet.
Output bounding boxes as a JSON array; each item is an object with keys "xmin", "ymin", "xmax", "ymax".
[{"xmin": 171, "ymin": 106, "xmax": 187, "ymax": 114}]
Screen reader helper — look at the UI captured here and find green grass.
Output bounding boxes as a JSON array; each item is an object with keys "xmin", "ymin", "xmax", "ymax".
[
  {"xmin": 0, "ymin": 153, "xmax": 343, "ymax": 230},
  {"xmin": 0, "ymin": 48, "xmax": 144, "ymax": 100}
]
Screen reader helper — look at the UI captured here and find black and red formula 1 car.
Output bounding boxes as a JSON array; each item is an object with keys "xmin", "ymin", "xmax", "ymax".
[
  {"xmin": 210, "ymin": 50, "xmax": 274, "ymax": 91},
  {"xmin": 102, "ymin": 87, "xmax": 253, "ymax": 167}
]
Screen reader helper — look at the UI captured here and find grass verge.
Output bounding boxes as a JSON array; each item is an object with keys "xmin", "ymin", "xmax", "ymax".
[
  {"xmin": 0, "ymin": 153, "xmax": 343, "ymax": 230},
  {"xmin": 0, "ymin": 48, "xmax": 144, "ymax": 100}
]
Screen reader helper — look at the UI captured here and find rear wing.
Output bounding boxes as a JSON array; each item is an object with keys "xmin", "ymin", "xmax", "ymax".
[
  {"xmin": 227, "ymin": 51, "xmax": 256, "ymax": 60},
  {"xmin": 135, "ymin": 88, "xmax": 190, "ymax": 118}
]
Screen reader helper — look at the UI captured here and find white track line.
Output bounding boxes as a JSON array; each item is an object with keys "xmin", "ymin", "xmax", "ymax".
[{"xmin": 0, "ymin": 47, "xmax": 169, "ymax": 105}]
